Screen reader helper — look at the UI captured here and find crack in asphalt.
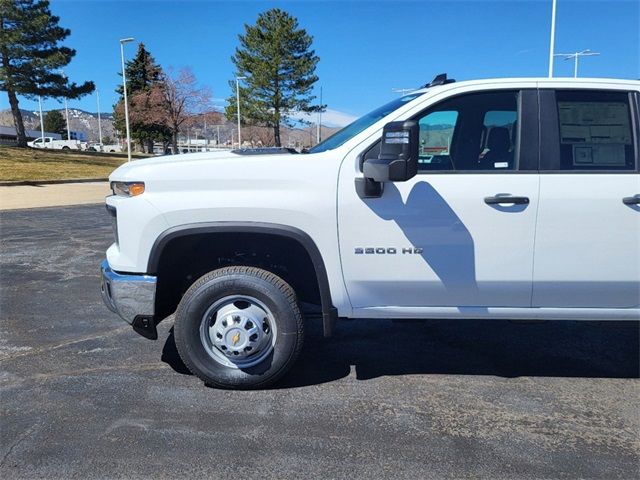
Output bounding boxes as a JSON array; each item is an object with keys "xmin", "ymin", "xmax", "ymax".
[
  {"xmin": 0, "ymin": 423, "xmax": 38, "ymax": 467},
  {"xmin": 0, "ymin": 326, "xmax": 131, "ymax": 361}
]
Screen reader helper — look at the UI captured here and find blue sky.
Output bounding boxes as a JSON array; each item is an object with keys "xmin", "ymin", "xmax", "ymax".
[{"xmin": 3, "ymin": 0, "xmax": 639, "ymax": 126}]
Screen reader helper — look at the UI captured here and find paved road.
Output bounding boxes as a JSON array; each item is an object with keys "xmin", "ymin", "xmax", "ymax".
[{"xmin": 1, "ymin": 205, "xmax": 638, "ymax": 479}]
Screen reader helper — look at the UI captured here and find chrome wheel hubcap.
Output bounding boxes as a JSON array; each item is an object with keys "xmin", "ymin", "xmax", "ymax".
[{"xmin": 200, "ymin": 296, "xmax": 276, "ymax": 368}]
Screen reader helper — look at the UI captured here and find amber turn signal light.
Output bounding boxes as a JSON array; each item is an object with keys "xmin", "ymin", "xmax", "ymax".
[
  {"xmin": 128, "ymin": 183, "xmax": 145, "ymax": 196},
  {"xmin": 111, "ymin": 181, "xmax": 145, "ymax": 197}
]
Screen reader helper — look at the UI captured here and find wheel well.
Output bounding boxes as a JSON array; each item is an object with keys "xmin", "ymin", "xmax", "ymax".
[{"xmin": 153, "ymin": 232, "xmax": 323, "ymax": 322}]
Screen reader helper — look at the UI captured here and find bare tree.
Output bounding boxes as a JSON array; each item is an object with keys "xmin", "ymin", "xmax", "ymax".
[
  {"xmin": 159, "ymin": 68, "xmax": 211, "ymax": 154},
  {"xmin": 125, "ymin": 68, "xmax": 211, "ymax": 154},
  {"xmin": 245, "ymin": 125, "xmax": 274, "ymax": 147}
]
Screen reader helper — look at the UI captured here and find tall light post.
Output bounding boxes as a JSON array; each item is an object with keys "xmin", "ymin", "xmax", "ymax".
[
  {"xmin": 554, "ymin": 50, "xmax": 600, "ymax": 77},
  {"xmin": 235, "ymin": 76, "xmax": 246, "ymax": 148},
  {"xmin": 59, "ymin": 70, "xmax": 71, "ymax": 140},
  {"xmin": 316, "ymin": 86, "xmax": 322, "ymax": 144},
  {"xmin": 96, "ymin": 89, "xmax": 103, "ymax": 148},
  {"xmin": 38, "ymin": 96, "xmax": 45, "ymax": 148},
  {"xmin": 548, "ymin": 0, "xmax": 557, "ymax": 77},
  {"xmin": 63, "ymin": 97, "xmax": 71, "ymax": 140},
  {"xmin": 120, "ymin": 37, "xmax": 135, "ymax": 162}
]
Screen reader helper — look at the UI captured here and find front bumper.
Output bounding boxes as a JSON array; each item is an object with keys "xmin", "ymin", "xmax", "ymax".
[{"xmin": 100, "ymin": 259, "xmax": 157, "ymax": 338}]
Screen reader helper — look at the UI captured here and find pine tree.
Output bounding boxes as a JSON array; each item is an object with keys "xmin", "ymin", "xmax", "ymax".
[
  {"xmin": 113, "ymin": 43, "xmax": 170, "ymax": 153},
  {"xmin": 115, "ymin": 42, "xmax": 162, "ymax": 96},
  {"xmin": 42, "ymin": 109, "xmax": 65, "ymax": 134},
  {"xmin": 0, "ymin": 0, "xmax": 94, "ymax": 147},
  {"xmin": 225, "ymin": 8, "xmax": 321, "ymax": 147}
]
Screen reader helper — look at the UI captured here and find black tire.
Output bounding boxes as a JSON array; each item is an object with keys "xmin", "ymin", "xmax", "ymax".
[
  {"xmin": 174, "ymin": 266, "xmax": 304, "ymax": 389},
  {"xmin": 62, "ymin": 146, "xmax": 70, "ymax": 150}
]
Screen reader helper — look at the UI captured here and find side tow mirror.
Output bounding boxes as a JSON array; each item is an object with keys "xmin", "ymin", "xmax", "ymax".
[{"xmin": 363, "ymin": 120, "xmax": 419, "ymax": 182}]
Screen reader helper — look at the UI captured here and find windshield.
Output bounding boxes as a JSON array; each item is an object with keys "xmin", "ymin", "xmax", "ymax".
[{"xmin": 307, "ymin": 92, "xmax": 424, "ymax": 153}]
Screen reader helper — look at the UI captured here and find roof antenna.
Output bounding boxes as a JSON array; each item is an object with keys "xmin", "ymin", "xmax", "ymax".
[{"xmin": 424, "ymin": 73, "xmax": 456, "ymax": 88}]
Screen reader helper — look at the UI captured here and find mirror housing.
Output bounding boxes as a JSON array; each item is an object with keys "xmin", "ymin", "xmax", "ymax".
[{"xmin": 363, "ymin": 120, "xmax": 419, "ymax": 182}]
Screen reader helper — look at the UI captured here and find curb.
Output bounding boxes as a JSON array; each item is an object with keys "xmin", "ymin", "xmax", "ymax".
[{"xmin": 0, "ymin": 178, "xmax": 108, "ymax": 187}]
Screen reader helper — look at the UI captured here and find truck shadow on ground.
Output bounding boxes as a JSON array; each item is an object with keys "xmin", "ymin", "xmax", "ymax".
[{"xmin": 161, "ymin": 318, "xmax": 640, "ymax": 388}]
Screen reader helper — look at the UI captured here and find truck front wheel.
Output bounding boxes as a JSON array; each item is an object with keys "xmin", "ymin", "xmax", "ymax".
[{"xmin": 174, "ymin": 266, "xmax": 304, "ymax": 389}]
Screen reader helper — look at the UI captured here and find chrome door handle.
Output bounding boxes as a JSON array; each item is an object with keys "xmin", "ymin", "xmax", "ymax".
[
  {"xmin": 623, "ymin": 195, "xmax": 640, "ymax": 205},
  {"xmin": 484, "ymin": 195, "xmax": 530, "ymax": 205}
]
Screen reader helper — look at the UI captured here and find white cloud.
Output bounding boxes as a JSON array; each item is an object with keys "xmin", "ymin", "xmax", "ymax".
[{"xmin": 290, "ymin": 108, "xmax": 358, "ymax": 128}]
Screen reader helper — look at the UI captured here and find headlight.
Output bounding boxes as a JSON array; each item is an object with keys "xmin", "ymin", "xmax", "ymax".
[{"xmin": 111, "ymin": 181, "xmax": 145, "ymax": 197}]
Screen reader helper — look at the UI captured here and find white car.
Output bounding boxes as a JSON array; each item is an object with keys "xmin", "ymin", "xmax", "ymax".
[{"xmin": 101, "ymin": 76, "xmax": 640, "ymax": 389}]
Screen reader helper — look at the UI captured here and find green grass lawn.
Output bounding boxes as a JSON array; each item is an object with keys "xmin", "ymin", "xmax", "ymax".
[{"xmin": 0, "ymin": 146, "xmax": 147, "ymax": 182}]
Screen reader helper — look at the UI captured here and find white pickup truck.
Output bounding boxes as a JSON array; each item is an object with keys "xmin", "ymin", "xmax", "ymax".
[
  {"xmin": 28, "ymin": 136, "xmax": 85, "ymax": 150},
  {"xmin": 101, "ymin": 75, "xmax": 640, "ymax": 389},
  {"xmin": 88, "ymin": 143, "xmax": 122, "ymax": 153}
]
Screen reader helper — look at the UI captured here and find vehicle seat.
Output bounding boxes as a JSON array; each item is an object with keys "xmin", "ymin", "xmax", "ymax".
[{"xmin": 480, "ymin": 126, "xmax": 512, "ymax": 169}]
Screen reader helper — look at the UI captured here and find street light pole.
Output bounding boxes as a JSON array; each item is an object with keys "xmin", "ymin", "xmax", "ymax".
[
  {"xmin": 548, "ymin": 0, "xmax": 557, "ymax": 77},
  {"xmin": 96, "ymin": 89, "xmax": 103, "ymax": 148},
  {"xmin": 120, "ymin": 37, "xmax": 135, "ymax": 162},
  {"xmin": 58, "ymin": 69, "xmax": 72, "ymax": 140},
  {"xmin": 316, "ymin": 86, "xmax": 322, "ymax": 144},
  {"xmin": 554, "ymin": 50, "xmax": 600, "ymax": 77},
  {"xmin": 235, "ymin": 76, "xmax": 246, "ymax": 148},
  {"xmin": 38, "ymin": 96, "xmax": 45, "ymax": 148},
  {"xmin": 63, "ymin": 97, "xmax": 71, "ymax": 140}
]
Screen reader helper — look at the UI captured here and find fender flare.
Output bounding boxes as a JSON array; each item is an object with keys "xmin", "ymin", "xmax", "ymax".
[{"xmin": 148, "ymin": 221, "xmax": 337, "ymax": 336}]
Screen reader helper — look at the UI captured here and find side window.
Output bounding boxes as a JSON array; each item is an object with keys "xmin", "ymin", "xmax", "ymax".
[
  {"xmin": 552, "ymin": 90, "xmax": 635, "ymax": 171},
  {"xmin": 416, "ymin": 91, "xmax": 520, "ymax": 172},
  {"xmin": 418, "ymin": 111, "xmax": 458, "ymax": 170},
  {"xmin": 480, "ymin": 110, "xmax": 518, "ymax": 169}
]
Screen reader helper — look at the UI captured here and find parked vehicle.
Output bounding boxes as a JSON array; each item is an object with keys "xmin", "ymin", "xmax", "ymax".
[
  {"xmin": 28, "ymin": 136, "xmax": 85, "ymax": 150},
  {"xmin": 102, "ymin": 144, "xmax": 122, "ymax": 153},
  {"xmin": 101, "ymin": 75, "xmax": 640, "ymax": 389},
  {"xmin": 87, "ymin": 143, "xmax": 122, "ymax": 153}
]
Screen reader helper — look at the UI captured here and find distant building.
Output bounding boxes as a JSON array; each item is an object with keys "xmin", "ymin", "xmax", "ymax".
[
  {"xmin": 69, "ymin": 130, "xmax": 86, "ymax": 141},
  {"xmin": 0, "ymin": 125, "xmax": 63, "ymax": 146}
]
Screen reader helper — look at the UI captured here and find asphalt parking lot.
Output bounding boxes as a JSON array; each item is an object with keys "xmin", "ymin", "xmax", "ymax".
[{"xmin": 1, "ymin": 204, "xmax": 638, "ymax": 479}]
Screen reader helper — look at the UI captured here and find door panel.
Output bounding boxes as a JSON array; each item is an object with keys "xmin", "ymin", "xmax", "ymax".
[
  {"xmin": 338, "ymin": 174, "xmax": 539, "ymax": 308},
  {"xmin": 532, "ymin": 175, "xmax": 640, "ymax": 307},
  {"xmin": 533, "ymin": 89, "xmax": 640, "ymax": 308},
  {"xmin": 339, "ymin": 89, "xmax": 540, "ymax": 311}
]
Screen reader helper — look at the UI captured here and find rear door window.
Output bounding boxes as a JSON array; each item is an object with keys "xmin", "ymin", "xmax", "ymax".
[{"xmin": 553, "ymin": 90, "xmax": 635, "ymax": 171}]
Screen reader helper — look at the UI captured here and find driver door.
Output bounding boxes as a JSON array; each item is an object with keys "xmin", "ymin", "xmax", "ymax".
[{"xmin": 338, "ymin": 89, "xmax": 540, "ymax": 315}]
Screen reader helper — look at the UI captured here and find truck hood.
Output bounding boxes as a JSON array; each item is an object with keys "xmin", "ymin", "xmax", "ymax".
[
  {"xmin": 109, "ymin": 149, "xmax": 340, "ymax": 187},
  {"xmin": 114, "ymin": 149, "xmax": 240, "ymax": 170}
]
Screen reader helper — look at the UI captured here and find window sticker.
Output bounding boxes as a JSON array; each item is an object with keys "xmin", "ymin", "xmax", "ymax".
[
  {"xmin": 572, "ymin": 144, "xmax": 626, "ymax": 166},
  {"xmin": 558, "ymin": 102, "xmax": 631, "ymax": 145}
]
